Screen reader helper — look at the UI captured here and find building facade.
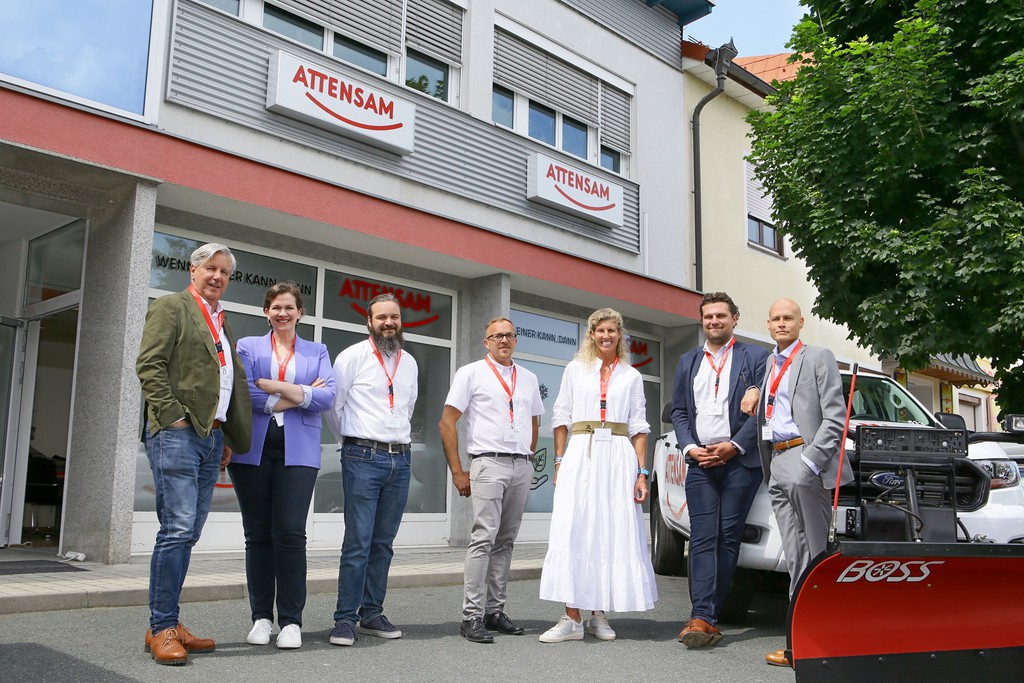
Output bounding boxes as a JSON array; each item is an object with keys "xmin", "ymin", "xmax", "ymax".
[{"xmin": 0, "ymin": 0, "xmax": 717, "ymax": 562}]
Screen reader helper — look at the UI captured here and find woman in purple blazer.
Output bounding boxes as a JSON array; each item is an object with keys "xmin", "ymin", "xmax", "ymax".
[{"xmin": 229, "ymin": 281, "xmax": 335, "ymax": 650}]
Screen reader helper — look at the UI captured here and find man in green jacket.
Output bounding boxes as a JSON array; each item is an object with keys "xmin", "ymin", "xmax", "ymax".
[{"xmin": 136, "ymin": 242, "xmax": 252, "ymax": 665}]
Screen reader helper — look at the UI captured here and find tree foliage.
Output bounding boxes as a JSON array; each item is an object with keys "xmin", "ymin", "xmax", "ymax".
[{"xmin": 747, "ymin": 0, "xmax": 1024, "ymax": 412}]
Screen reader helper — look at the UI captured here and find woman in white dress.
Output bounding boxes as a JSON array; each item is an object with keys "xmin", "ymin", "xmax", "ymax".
[{"xmin": 538, "ymin": 308, "xmax": 657, "ymax": 643}]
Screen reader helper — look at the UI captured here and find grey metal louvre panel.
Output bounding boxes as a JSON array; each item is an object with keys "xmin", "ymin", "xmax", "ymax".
[
  {"xmin": 600, "ymin": 83, "xmax": 630, "ymax": 152},
  {"xmin": 406, "ymin": 0, "xmax": 463, "ymax": 64},
  {"xmin": 493, "ymin": 29, "xmax": 598, "ymax": 125},
  {"xmin": 746, "ymin": 161, "xmax": 773, "ymax": 221},
  {"xmin": 168, "ymin": 0, "xmax": 640, "ymax": 251},
  {"xmin": 557, "ymin": 0, "xmax": 681, "ymax": 67},
  {"xmin": 274, "ymin": 0, "xmax": 402, "ymax": 53}
]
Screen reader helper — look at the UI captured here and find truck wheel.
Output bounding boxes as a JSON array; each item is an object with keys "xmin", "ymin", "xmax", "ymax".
[
  {"xmin": 650, "ymin": 487, "xmax": 687, "ymax": 576},
  {"xmin": 718, "ymin": 568, "xmax": 758, "ymax": 623}
]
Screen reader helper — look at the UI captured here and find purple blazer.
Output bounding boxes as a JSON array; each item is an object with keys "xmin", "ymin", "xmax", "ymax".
[{"xmin": 232, "ymin": 332, "xmax": 336, "ymax": 468}]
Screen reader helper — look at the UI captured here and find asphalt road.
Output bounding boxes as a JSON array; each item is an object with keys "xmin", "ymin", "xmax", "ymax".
[{"xmin": 0, "ymin": 576, "xmax": 794, "ymax": 682}]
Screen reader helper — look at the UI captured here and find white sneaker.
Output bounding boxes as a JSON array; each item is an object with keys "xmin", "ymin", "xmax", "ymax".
[
  {"xmin": 247, "ymin": 618, "xmax": 273, "ymax": 645},
  {"xmin": 276, "ymin": 624, "xmax": 301, "ymax": 649},
  {"xmin": 538, "ymin": 614, "xmax": 584, "ymax": 643},
  {"xmin": 585, "ymin": 611, "xmax": 616, "ymax": 641}
]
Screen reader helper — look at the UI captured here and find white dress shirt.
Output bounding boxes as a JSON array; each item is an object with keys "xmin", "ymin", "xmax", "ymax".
[
  {"xmin": 444, "ymin": 358, "xmax": 544, "ymax": 455},
  {"xmin": 685, "ymin": 339, "xmax": 735, "ymax": 455},
  {"xmin": 325, "ymin": 338, "xmax": 419, "ymax": 444},
  {"xmin": 196, "ymin": 295, "xmax": 234, "ymax": 423}
]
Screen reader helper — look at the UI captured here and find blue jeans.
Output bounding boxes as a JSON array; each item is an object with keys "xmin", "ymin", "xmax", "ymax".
[
  {"xmin": 146, "ymin": 424, "xmax": 223, "ymax": 632},
  {"xmin": 333, "ymin": 443, "xmax": 411, "ymax": 625},
  {"xmin": 685, "ymin": 458, "xmax": 762, "ymax": 624}
]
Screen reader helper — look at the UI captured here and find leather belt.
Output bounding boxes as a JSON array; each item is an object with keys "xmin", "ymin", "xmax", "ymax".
[
  {"xmin": 211, "ymin": 419, "xmax": 222, "ymax": 430},
  {"xmin": 343, "ymin": 437, "xmax": 410, "ymax": 454},
  {"xmin": 773, "ymin": 437, "xmax": 804, "ymax": 452},
  {"xmin": 471, "ymin": 452, "xmax": 532, "ymax": 461},
  {"xmin": 570, "ymin": 421, "xmax": 628, "ymax": 436}
]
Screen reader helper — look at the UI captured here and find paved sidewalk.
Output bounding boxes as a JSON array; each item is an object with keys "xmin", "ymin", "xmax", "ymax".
[{"xmin": 0, "ymin": 543, "xmax": 547, "ymax": 615}]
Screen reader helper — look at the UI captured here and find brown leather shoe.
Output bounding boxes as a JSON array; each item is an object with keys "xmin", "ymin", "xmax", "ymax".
[
  {"xmin": 145, "ymin": 623, "xmax": 216, "ymax": 653},
  {"xmin": 149, "ymin": 628, "xmax": 187, "ymax": 666},
  {"xmin": 677, "ymin": 618, "xmax": 723, "ymax": 648},
  {"xmin": 765, "ymin": 649, "xmax": 790, "ymax": 667}
]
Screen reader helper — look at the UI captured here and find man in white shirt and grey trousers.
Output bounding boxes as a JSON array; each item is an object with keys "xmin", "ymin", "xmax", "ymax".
[{"xmin": 440, "ymin": 316, "xmax": 544, "ymax": 643}]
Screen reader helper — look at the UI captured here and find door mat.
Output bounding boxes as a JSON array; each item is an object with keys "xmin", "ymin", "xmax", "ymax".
[{"xmin": 0, "ymin": 560, "xmax": 87, "ymax": 576}]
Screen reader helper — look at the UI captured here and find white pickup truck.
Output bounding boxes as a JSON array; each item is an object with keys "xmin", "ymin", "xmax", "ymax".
[{"xmin": 649, "ymin": 372, "xmax": 1024, "ymax": 621}]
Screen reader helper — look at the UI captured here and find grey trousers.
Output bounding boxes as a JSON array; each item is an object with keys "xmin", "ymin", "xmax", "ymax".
[
  {"xmin": 462, "ymin": 455, "xmax": 532, "ymax": 619},
  {"xmin": 767, "ymin": 445, "xmax": 831, "ymax": 598}
]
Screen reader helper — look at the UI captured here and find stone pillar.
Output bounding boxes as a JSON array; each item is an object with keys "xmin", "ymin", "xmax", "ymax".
[
  {"xmin": 447, "ymin": 273, "xmax": 511, "ymax": 547},
  {"xmin": 61, "ymin": 181, "xmax": 157, "ymax": 563}
]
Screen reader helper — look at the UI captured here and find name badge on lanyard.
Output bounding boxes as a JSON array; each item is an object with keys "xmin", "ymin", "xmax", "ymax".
[
  {"xmin": 761, "ymin": 424, "xmax": 773, "ymax": 441},
  {"xmin": 369, "ymin": 335, "xmax": 403, "ymax": 431},
  {"xmin": 384, "ymin": 415, "xmax": 403, "ymax": 431},
  {"xmin": 220, "ymin": 365, "xmax": 232, "ymax": 390},
  {"xmin": 593, "ymin": 427, "xmax": 612, "ymax": 442},
  {"xmin": 485, "ymin": 355, "xmax": 520, "ymax": 443}
]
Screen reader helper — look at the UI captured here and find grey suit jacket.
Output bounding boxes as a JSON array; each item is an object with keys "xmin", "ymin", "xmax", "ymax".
[{"xmin": 756, "ymin": 343, "xmax": 852, "ymax": 490}]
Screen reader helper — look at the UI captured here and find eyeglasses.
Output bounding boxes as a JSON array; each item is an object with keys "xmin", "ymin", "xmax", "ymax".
[{"xmin": 485, "ymin": 333, "xmax": 517, "ymax": 341}]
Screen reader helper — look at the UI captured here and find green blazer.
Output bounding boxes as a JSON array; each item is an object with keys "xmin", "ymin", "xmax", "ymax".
[{"xmin": 136, "ymin": 289, "xmax": 252, "ymax": 453}]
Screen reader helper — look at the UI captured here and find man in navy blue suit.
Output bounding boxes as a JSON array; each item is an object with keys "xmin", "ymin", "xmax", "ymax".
[{"xmin": 671, "ymin": 292, "xmax": 768, "ymax": 648}]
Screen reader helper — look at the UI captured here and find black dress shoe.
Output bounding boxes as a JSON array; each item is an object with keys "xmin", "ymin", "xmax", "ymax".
[
  {"xmin": 461, "ymin": 618, "xmax": 494, "ymax": 643},
  {"xmin": 484, "ymin": 611, "xmax": 525, "ymax": 635}
]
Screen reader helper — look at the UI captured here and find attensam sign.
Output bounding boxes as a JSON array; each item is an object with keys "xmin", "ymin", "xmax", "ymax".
[
  {"xmin": 266, "ymin": 50, "xmax": 416, "ymax": 155},
  {"xmin": 526, "ymin": 153, "xmax": 624, "ymax": 227}
]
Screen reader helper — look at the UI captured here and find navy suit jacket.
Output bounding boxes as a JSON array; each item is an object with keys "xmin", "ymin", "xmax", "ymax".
[{"xmin": 671, "ymin": 340, "xmax": 769, "ymax": 469}]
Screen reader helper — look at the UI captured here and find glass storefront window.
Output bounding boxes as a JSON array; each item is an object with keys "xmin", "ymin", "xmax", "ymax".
[
  {"xmin": 25, "ymin": 220, "xmax": 86, "ymax": 307},
  {"xmin": 517, "ymin": 358, "xmax": 565, "ymax": 513},
  {"xmin": 322, "ymin": 269, "xmax": 452, "ymax": 340},
  {"xmin": 149, "ymin": 232, "xmax": 318, "ymax": 310},
  {"xmin": 315, "ymin": 328, "xmax": 450, "ymax": 514}
]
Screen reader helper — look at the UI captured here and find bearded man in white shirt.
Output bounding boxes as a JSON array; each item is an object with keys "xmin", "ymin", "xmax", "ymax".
[
  {"xmin": 439, "ymin": 317, "xmax": 544, "ymax": 644},
  {"xmin": 325, "ymin": 293, "xmax": 418, "ymax": 647}
]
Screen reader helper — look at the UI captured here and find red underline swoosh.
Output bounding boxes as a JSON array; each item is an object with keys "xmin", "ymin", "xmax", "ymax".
[
  {"xmin": 305, "ymin": 92, "xmax": 403, "ymax": 131},
  {"xmin": 554, "ymin": 185, "xmax": 616, "ymax": 211},
  {"xmin": 349, "ymin": 302, "xmax": 439, "ymax": 327},
  {"xmin": 631, "ymin": 358, "xmax": 653, "ymax": 368}
]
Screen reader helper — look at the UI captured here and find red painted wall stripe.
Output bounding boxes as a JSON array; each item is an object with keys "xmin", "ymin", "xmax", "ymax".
[{"xmin": 0, "ymin": 88, "xmax": 699, "ymax": 319}]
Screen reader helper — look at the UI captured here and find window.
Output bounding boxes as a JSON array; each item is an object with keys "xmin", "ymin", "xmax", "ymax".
[
  {"xmin": 334, "ymin": 34, "xmax": 388, "ymax": 76},
  {"xmin": 405, "ymin": 49, "xmax": 448, "ymax": 100},
  {"xmin": 562, "ymin": 116, "xmax": 588, "ymax": 159},
  {"xmin": 747, "ymin": 216, "xmax": 782, "ymax": 255},
  {"xmin": 528, "ymin": 102, "xmax": 556, "ymax": 146},
  {"xmin": 492, "ymin": 85, "xmax": 514, "ymax": 128},
  {"xmin": 600, "ymin": 147, "xmax": 621, "ymax": 174},
  {"xmin": 263, "ymin": 4, "xmax": 324, "ymax": 51}
]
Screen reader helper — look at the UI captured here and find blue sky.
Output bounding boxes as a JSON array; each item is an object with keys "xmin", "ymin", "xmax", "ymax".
[{"xmin": 684, "ymin": 0, "xmax": 807, "ymax": 57}]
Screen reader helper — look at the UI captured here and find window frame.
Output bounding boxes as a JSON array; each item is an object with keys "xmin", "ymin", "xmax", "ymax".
[
  {"xmin": 403, "ymin": 47, "xmax": 456, "ymax": 104},
  {"xmin": 747, "ymin": 215, "xmax": 784, "ymax": 256},
  {"xmin": 262, "ymin": 2, "xmax": 324, "ymax": 51}
]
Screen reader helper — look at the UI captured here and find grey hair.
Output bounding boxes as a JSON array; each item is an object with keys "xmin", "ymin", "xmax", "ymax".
[{"xmin": 190, "ymin": 243, "xmax": 236, "ymax": 274}]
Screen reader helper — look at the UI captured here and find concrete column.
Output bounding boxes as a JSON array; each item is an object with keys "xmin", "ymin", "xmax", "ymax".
[
  {"xmin": 447, "ymin": 273, "xmax": 511, "ymax": 546},
  {"xmin": 62, "ymin": 181, "xmax": 157, "ymax": 563}
]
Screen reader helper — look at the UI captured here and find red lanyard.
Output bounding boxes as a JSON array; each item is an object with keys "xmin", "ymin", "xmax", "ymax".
[
  {"xmin": 484, "ymin": 355, "xmax": 517, "ymax": 424},
  {"xmin": 703, "ymin": 337, "xmax": 735, "ymax": 399},
  {"xmin": 368, "ymin": 335, "xmax": 402, "ymax": 412},
  {"xmin": 765, "ymin": 341, "xmax": 803, "ymax": 421},
  {"xmin": 272, "ymin": 334, "xmax": 296, "ymax": 382},
  {"xmin": 599, "ymin": 358, "xmax": 619, "ymax": 422},
  {"xmin": 188, "ymin": 284, "xmax": 226, "ymax": 368}
]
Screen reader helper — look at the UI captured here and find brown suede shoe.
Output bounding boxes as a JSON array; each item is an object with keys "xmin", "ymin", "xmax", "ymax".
[
  {"xmin": 145, "ymin": 623, "xmax": 216, "ymax": 653},
  {"xmin": 677, "ymin": 618, "xmax": 723, "ymax": 648},
  {"xmin": 766, "ymin": 649, "xmax": 790, "ymax": 667},
  {"xmin": 149, "ymin": 627, "xmax": 187, "ymax": 666}
]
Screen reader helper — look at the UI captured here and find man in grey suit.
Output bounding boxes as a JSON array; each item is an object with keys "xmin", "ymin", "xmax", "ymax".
[{"xmin": 740, "ymin": 298, "xmax": 850, "ymax": 667}]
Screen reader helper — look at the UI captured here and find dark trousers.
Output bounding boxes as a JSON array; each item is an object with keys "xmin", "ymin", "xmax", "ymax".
[
  {"xmin": 684, "ymin": 457, "xmax": 762, "ymax": 624},
  {"xmin": 228, "ymin": 421, "xmax": 317, "ymax": 628}
]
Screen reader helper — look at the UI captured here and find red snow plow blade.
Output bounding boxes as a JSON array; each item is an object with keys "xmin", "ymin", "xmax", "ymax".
[{"xmin": 787, "ymin": 541, "xmax": 1024, "ymax": 681}]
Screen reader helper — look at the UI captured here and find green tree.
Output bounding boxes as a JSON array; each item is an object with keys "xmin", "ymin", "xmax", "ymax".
[{"xmin": 747, "ymin": 0, "xmax": 1024, "ymax": 413}]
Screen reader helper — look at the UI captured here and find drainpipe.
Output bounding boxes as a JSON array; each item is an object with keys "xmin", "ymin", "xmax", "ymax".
[{"xmin": 691, "ymin": 40, "xmax": 738, "ymax": 292}]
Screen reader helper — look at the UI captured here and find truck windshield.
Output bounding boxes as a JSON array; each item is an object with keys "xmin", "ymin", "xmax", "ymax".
[{"xmin": 841, "ymin": 375, "xmax": 935, "ymax": 426}]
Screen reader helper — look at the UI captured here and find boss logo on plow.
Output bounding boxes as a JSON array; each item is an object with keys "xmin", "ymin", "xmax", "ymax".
[{"xmin": 836, "ymin": 559, "xmax": 944, "ymax": 583}]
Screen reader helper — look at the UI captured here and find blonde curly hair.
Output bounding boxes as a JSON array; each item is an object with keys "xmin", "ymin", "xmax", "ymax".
[{"xmin": 576, "ymin": 307, "xmax": 628, "ymax": 363}]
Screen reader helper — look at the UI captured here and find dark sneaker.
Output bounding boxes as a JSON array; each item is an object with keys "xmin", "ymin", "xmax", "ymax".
[
  {"xmin": 484, "ymin": 611, "xmax": 525, "ymax": 635},
  {"xmin": 460, "ymin": 618, "xmax": 494, "ymax": 643},
  {"xmin": 329, "ymin": 621, "xmax": 357, "ymax": 646},
  {"xmin": 357, "ymin": 614, "xmax": 402, "ymax": 639}
]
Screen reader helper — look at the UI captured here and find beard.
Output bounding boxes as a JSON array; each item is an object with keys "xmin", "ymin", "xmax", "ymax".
[{"xmin": 371, "ymin": 327, "xmax": 404, "ymax": 354}]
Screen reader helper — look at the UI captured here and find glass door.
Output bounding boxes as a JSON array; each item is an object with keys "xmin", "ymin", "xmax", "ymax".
[{"xmin": 0, "ymin": 318, "xmax": 22, "ymax": 547}]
